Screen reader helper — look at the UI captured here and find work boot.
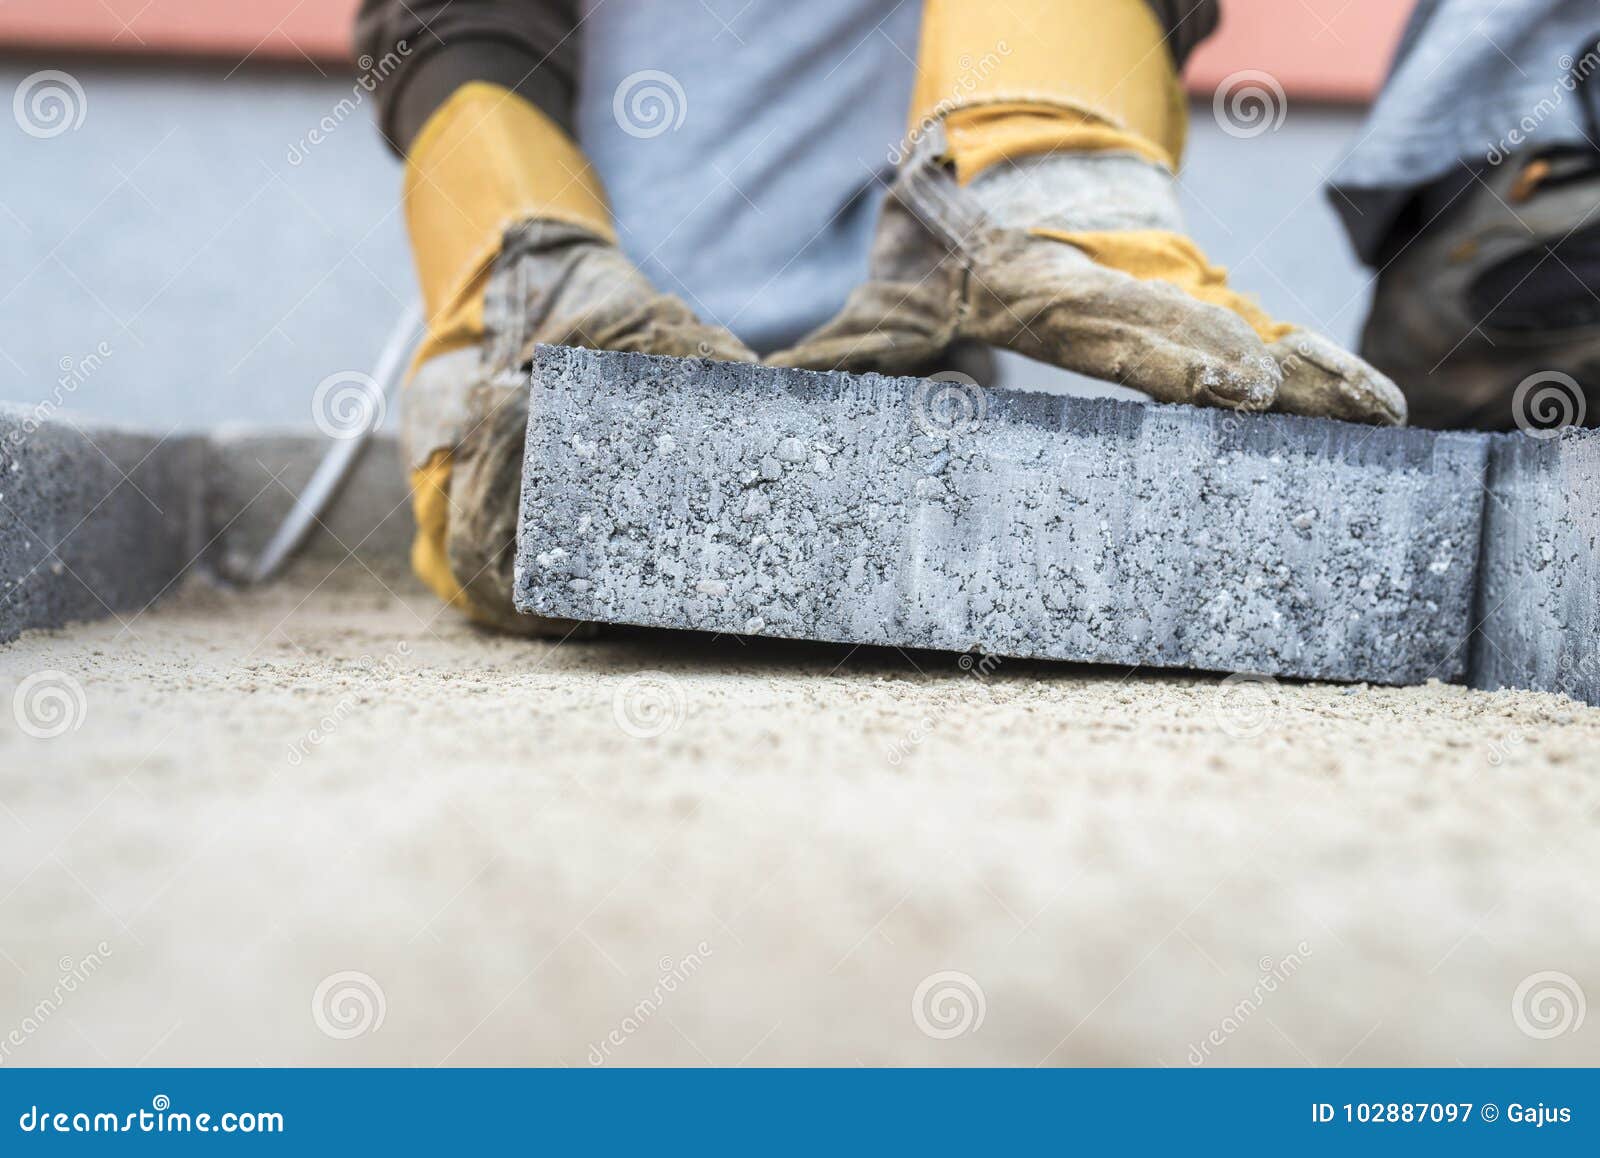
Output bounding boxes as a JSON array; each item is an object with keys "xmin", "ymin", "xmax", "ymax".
[{"xmin": 1360, "ymin": 148, "xmax": 1600, "ymax": 431}]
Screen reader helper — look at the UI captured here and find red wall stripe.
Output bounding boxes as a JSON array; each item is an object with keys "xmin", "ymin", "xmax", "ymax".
[{"xmin": 0, "ymin": 0, "xmax": 1408, "ymax": 101}]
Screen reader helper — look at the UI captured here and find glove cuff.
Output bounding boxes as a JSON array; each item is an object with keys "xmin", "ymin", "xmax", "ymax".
[
  {"xmin": 403, "ymin": 82, "xmax": 616, "ymax": 326},
  {"xmin": 940, "ymin": 105, "xmax": 1178, "ymax": 182},
  {"xmin": 908, "ymin": 0, "xmax": 1188, "ymax": 179}
]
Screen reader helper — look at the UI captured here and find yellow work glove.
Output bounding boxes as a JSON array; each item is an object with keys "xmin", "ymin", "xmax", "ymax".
[
  {"xmin": 772, "ymin": 0, "xmax": 1404, "ymax": 425},
  {"xmin": 401, "ymin": 83, "xmax": 756, "ymax": 632}
]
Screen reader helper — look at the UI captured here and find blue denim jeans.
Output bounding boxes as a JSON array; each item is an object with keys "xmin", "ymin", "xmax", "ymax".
[{"xmin": 1329, "ymin": 0, "xmax": 1600, "ymax": 265}]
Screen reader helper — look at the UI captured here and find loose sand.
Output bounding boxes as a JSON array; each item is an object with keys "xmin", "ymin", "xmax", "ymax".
[{"xmin": 1, "ymin": 569, "xmax": 1597, "ymax": 1066}]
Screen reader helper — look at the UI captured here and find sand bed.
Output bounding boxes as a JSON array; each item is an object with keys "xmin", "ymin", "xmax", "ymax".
[{"xmin": 1, "ymin": 571, "xmax": 1597, "ymax": 1066}]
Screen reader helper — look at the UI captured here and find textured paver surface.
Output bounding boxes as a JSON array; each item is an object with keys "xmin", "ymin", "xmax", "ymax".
[
  {"xmin": 8, "ymin": 356, "xmax": 1597, "ymax": 707},
  {"xmin": 0, "ymin": 405, "xmax": 195, "ymax": 643},
  {"xmin": 518, "ymin": 348, "xmax": 1489, "ymax": 685},
  {"xmin": 0, "ymin": 413, "xmax": 413, "ymax": 641},
  {"xmin": 1474, "ymin": 429, "xmax": 1600, "ymax": 705}
]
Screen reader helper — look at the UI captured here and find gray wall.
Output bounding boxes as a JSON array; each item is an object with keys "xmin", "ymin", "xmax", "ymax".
[
  {"xmin": 3, "ymin": 60, "xmax": 415, "ymax": 433},
  {"xmin": 1, "ymin": 58, "xmax": 1374, "ymax": 429}
]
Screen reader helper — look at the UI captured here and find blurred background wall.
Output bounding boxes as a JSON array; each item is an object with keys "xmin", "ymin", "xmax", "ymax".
[{"xmin": 0, "ymin": 0, "xmax": 1410, "ymax": 430}]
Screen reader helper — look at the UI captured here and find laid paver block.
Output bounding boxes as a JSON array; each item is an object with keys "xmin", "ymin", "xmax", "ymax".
[
  {"xmin": 0, "ymin": 411, "xmax": 421, "ymax": 641},
  {"xmin": 0, "ymin": 405, "xmax": 199, "ymax": 642},
  {"xmin": 515, "ymin": 346, "xmax": 1492, "ymax": 684},
  {"xmin": 1472, "ymin": 428, "xmax": 1600, "ymax": 705}
]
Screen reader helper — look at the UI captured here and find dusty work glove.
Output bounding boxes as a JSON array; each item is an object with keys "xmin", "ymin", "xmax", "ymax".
[
  {"xmin": 771, "ymin": 0, "xmax": 1404, "ymax": 426},
  {"xmin": 771, "ymin": 136, "xmax": 1402, "ymax": 424},
  {"xmin": 401, "ymin": 83, "xmax": 755, "ymax": 633}
]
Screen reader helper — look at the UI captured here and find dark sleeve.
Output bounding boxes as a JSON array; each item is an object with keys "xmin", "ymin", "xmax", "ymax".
[
  {"xmin": 1142, "ymin": 0, "xmax": 1221, "ymax": 69},
  {"xmin": 354, "ymin": 0, "xmax": 583, "ymax": 155}
]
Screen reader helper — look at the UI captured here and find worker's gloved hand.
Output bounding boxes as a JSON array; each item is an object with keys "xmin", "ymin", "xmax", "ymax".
[
  {"xmin": 772, "ymin": 128, "xmax": 1402, "ymax": 426},
  {"xmin": 771, "ymin": 0, "xmax": 1403, "ymax": 426},
  {"xmin": 429, "ymin": 226, "xmax": 756, "ymax": 634},
  {"xmin": 401, "ymin": 83, "xmax": 755, "ymax": 634}
]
